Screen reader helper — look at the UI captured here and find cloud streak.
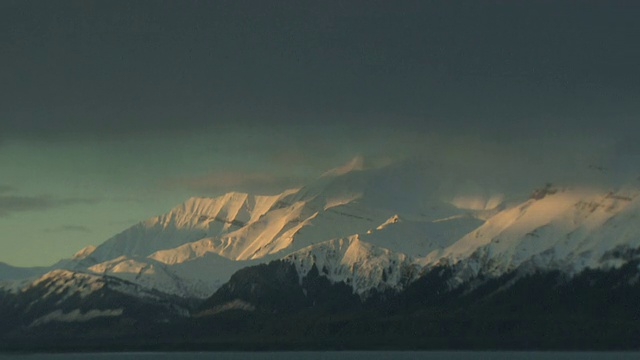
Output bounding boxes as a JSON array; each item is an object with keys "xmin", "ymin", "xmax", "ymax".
[
  {"xmin": 44, "ymin": 225, "xmax": 92, "ymax": 234},
  {"xmin": 0, "ymin": 195, "xmax": 100, "ymax": 218},
  {"xmin": 166, "ymin": 170, "xmax": 303, "ymax": 196}
]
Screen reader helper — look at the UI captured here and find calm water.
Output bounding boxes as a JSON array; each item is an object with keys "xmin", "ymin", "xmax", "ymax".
[{"xmin": 1, "ymin": 352, "xmax": 639, "ymax": 360}]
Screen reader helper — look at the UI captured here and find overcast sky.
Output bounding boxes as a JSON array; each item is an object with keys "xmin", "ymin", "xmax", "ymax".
[{"xmin": 1, "ymin": 1, "xmax": 639, "ymax": 266}]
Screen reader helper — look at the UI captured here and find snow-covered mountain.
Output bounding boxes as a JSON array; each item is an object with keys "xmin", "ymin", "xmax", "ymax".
[
  {"xmin": 30, "ymin": 158, "xmax": 492, "ymax": 298},
  {"xmin": 2, "ymin": 158, "xmax": 640, "ymax": 306},
  {"xmin": 2, "ymin": 157, "xmax": 640, "ymax": 350}
]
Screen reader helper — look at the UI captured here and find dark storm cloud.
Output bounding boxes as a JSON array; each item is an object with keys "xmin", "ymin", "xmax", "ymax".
[
  {"xmin": 1, "ymin": 1, "xmax": 639, "ymax": 142},
  {"xmin": 0, "ymin": 195, "xmax": 100, "ymax": 217}
]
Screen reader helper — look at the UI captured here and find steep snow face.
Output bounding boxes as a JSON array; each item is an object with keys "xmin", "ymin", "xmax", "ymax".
[
  {"xmin": 423, "ymin": 186, "xmax": 640, "ymax": 280},
  {"xmin": 142, "ymin": 193, "xmax": 388, "ymax": 264},
  {"xmin": 85, "ymin": 180, "xmax": 384, "ymax": 267},
  {"xmin": 87, "ymin": 190, "xmax": 299, "ymax": 263},
  {"xmin": 72, "ymin": 245, "xmax": 97, "ymax": 260},
  {"xmin": 285, "ymin": 235, "xmax": 418, "ymax": 295}
]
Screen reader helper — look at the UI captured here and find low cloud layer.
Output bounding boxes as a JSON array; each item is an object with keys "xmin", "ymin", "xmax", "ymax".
[
  {"xmin": 44, "ymin": 225, "xmax": 92, "ymax": 234},
  {"xmin": 166, "ymin": 170, "xmax": 303, "ymax": 196},
  {"xmin": 0, "ymin": 195, "xmax": 99, "ymax": 218}
]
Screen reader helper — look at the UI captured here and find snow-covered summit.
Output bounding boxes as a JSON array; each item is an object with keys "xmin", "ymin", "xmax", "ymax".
[{"xmin": 72, "ymin": 245, "xmax": 97, "ymax": 260}]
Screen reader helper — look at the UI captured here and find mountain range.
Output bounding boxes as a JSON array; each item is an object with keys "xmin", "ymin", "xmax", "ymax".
[{"xmin": 1, "ymin": 158, "xmax": 639, "ymax": 351}]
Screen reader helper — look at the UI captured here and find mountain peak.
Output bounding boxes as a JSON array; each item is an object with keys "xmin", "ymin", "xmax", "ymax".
[{"xmin": 72, "ymin": 245, "xmax": 97, "ymax": 260}]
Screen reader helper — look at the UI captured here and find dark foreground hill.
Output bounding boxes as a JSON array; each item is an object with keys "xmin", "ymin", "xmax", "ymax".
[{"xmin": 2, "ymin": 260, "xmax": 639, "ymax": 352}]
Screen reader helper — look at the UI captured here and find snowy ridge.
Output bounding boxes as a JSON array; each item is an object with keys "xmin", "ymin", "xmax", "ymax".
[
  {"xmin": 88, "ymin": 190, "xmax": 299, "ymax": 262},
  {"xmin": 421, "ymin": 186, "xmax": 640, "ymax": 283},
  {"xmin": 72, "ymin": 245, "xmax": 97, "ymax": 260},
  {"xmin": 0, "ymin": 268, "xmax": 190, "ymax": 329},
  {"xmin": 29, "ymin": 308, "xmax": 124, "ymax": 327},
  {"xmin": 27, "ymin": 269, "xmax": 108, "ymax": 302},
  {"xmin": 22, "ymin": 269, "xmax": 177, "ymax": 304},
  {"xmin": 285, "ymin": 235, "xmax": 418, "ymax": 295},
  {"xmin": 85, "ymin": 172, "xmax": 392, "ymax": 267},
  {"xmin": 279, "ymin": 212, "xmax": 483, "ymax": 295}
]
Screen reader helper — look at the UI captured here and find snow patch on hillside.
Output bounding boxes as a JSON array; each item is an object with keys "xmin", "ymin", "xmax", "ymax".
[
  {"xmin": 30, "ymin": 308, "xmax": 123, "ymax": 327},
  {"xmin": 29, "ymin": 270, "xmax": 107, "ymax": 302}
]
